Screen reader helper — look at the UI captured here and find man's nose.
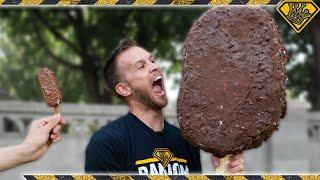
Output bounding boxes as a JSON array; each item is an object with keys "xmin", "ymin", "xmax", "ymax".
[{"xmin": 149, "ymin": 63, "xmax": 160, "ymax": 74}]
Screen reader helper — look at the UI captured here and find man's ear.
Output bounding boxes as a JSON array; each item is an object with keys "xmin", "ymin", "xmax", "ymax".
[{"xmin": 115, "ymin": 83, "xmax": 132, "ymax": 97}]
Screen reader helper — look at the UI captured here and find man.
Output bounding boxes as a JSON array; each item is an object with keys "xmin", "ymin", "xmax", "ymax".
[
  {"xmin": 0, "ymin": 113, "xmax": 66, "ymax": 171},
  {"xmin": 85, "ymin": 39, "xmax": 244, "ymax": 174}
]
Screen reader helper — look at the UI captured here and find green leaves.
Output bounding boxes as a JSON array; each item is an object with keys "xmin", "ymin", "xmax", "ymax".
[
  {"xmin": 0, "ymin": 8, "xmax": 319, "ymax": 110},
  {"xmin": 0, "ymin": 8, "xmax": 205, "ymax": 103}
]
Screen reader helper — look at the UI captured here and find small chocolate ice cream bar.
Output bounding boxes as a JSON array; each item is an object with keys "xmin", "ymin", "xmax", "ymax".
[{"xmin": 38, "ymin": 68, "xmax": 62, "ymax": 113}]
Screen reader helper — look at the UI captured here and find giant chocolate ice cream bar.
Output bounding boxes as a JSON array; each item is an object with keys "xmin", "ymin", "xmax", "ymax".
[{"xmin": 178, "ymin": 7, "xmax": 288, "ymax": 158}]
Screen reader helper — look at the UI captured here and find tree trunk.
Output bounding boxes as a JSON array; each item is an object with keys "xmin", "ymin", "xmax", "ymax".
[
  {"xmin": 310, "ymin": 17, "xmax": 320, "ymax": 111},
  {"xmin": 81, "ymin": 57, "xmax": 112, "ymax": 104},
  {"xmin": 73, "ymin": 9, "xmax": 112, "ymax": 104}
]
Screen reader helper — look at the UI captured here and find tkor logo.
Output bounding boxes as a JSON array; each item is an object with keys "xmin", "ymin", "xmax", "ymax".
[
  {"xmin": 152, "ymin": 148, "xmax": 174, "ymax": 167},
  {"xmin": 277, "ymin": 0, "xmax": 319, "ymax": 33}
]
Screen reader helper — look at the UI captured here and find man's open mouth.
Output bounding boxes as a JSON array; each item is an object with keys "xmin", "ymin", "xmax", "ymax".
[{"xmin": 152, "ymin": 75, "xmax": 165, "ymax": 95}]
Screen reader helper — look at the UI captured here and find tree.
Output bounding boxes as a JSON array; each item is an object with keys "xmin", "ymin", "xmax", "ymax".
[
  {"xmin": 309, "ymin": 15, "xmax": 320, "ymax": 110},
  {"xmin": 0, "ymin": 7, "xmax": 320, "ymax": 110},
  {"xmin": 0, "ymin": 8, "xmax": 205, "ymax": 103},
  {"xmin": 273, "ymin": 2, "xmax": 320, "ymax": 110}
]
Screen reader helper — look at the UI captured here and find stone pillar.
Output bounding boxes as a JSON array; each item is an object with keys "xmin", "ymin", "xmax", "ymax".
[
  {"xmin": 265, "ymin": 140, "xmax": 273, "ymax": 172},
  {"xmin": 308, "ymin": 116, "xmax": 320, "ymax": 172},
  {"xmin": 0, "ymin": 115, "xmax": 3, "ymax": 136}
]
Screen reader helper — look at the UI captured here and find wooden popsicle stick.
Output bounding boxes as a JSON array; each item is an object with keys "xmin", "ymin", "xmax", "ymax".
[
  {"xmin": 53, "ymin": 106, "xmax": 60, "ymax": 115},
  {"xmin": 215, "ymin": 154, "xmax": 231, "ymax": 174},
  {"xmin": 50, "ymin": 106, "xmax": 61, "ymax": 136}
]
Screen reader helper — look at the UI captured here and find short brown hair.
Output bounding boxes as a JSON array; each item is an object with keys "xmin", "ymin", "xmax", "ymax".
[{"xmin": 103, "ymin": 38, "xmax": 136, "ymax": 97}]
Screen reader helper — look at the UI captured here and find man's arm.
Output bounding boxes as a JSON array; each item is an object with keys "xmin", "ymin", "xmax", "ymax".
[
  {"xmin": 0, "ymin": 144, "xmax": 34, "ymax": 171},
  {"xmin": 0, "ymin": 114, "xmax": 66, "ymax": 171}
]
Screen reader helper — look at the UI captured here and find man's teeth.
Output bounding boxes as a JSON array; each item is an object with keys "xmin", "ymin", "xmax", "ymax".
[{"xmin": 154, "ymin": 76, "xmax": 162, "ymax": 82}]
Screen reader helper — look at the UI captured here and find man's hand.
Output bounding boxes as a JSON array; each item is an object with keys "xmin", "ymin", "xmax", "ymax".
[
  {"xmin": 212, "ymin": 153, "xmax": 244, "ymax": 174},
  {"xmin": 21, "ymin": 113, "xmax": 66, "ymax": 161}
]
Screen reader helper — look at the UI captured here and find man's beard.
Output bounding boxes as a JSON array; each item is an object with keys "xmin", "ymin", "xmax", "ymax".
[{"xmin": 132, "ymin": 86, "xmax": 167, "ymax": 110}]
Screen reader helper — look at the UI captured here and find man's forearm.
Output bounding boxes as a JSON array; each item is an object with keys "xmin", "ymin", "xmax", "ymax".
[{"xmin": 0, "ymin": 143, "xmax": 34, "ymax": 171}]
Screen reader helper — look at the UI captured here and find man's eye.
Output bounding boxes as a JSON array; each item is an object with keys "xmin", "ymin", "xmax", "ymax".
[{"xmin": 139, "ymin": 65, "xmax": 145, "ymax": 69}]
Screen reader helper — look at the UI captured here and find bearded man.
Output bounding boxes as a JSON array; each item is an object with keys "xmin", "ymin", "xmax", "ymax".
[{"xmin": 85, "ymin": 39, "xmax": 244, "ymax": 175}]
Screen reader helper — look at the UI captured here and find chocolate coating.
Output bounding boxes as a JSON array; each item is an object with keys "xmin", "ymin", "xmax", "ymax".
[
  {"xmin": 177, "ymin": 7, "xmax": 287, "ymax": 157},
  {"xmin": 38, "ymin": 68, "xmax": 62, "ymax": 107}
]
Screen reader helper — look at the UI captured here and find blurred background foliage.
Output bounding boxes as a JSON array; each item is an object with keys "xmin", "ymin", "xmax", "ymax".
[{"xmin": 0, "ymin": 7, "xmax": 319, "ymax": 110}]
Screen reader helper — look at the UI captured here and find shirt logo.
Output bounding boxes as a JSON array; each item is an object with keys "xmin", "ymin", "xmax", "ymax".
[
  {"xmin": 135, "ymin": 148, "xmax": 189, "ymax": 175},
  {"xmin": 277, "ymin": 0, "xmax": 319, "ymax": 33},
  {"xmin": 152, "ymin": 148, "xmax": 174, "ymax": 167}
]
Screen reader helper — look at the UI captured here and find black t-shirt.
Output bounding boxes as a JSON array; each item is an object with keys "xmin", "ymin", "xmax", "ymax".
[{"xmin": 85, "ymin": 111, "xmax": 201, "ymax": 174}]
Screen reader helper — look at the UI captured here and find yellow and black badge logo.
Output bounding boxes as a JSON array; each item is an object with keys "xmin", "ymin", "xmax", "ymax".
[
  {"xmin": 277, "ymin": 0, "xmax": 319, "ymax": 33},
  {"xmin": 152, "ymin": 148, "xmax": 174, "ymax": 167}
]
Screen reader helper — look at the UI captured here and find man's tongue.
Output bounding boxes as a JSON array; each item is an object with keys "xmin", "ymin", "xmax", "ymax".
[{"xmin": 153, "ymin": 84, "xmax": 162, "ymax": 93}]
